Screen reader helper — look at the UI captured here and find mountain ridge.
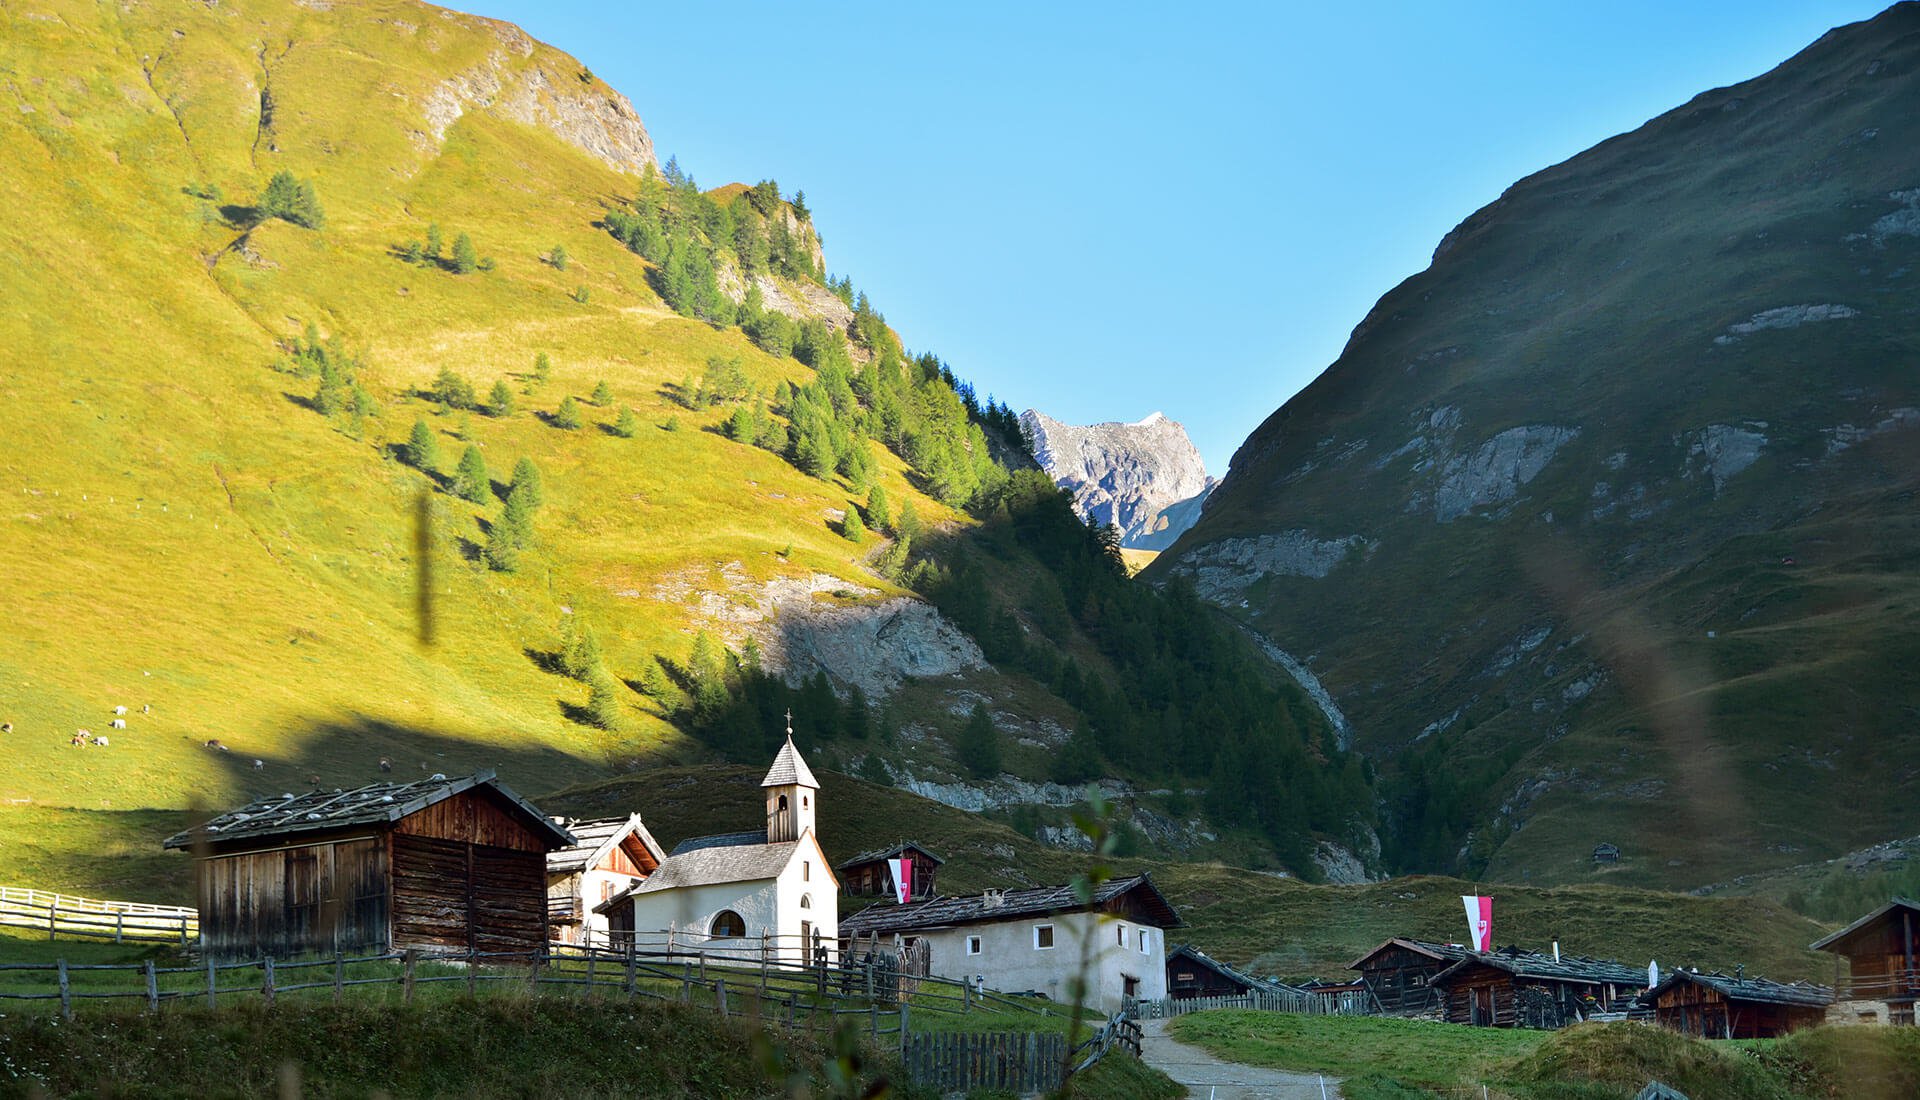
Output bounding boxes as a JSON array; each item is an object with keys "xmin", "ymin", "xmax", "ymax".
[
  {"xmin": 1155, "ymin": 0, "xmax": 1920, "ymax": 889},
  {"xmin": 1021, "ymin": 408, "xmax": 1214, "ymax": 550}
]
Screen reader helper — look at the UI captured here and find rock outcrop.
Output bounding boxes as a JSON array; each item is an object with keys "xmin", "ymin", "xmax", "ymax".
[{"xmin": 1020, "ymin": 410, "xmax": 1214, "ymax": 550}]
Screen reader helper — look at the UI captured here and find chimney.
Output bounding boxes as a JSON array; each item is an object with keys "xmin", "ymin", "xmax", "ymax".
[{"xmin": 1552, "ymin": 941, "xmax": 1561, "ymax": 963}]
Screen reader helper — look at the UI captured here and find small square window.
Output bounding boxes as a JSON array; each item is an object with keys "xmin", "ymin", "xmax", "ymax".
[
  {"xmin": 1034, "ymin": 924, "xmax": 1055, "ymax": 950},
  {"xmin": 967, "ymin": 935, "xmax": 982, "ymax": 956},
  {"xmin": 1138, "ymin": 929, "xmax": 1150, "ymax": 954},
  {"xmin": 803, "ymin": 861, "xmax": 810, "ymax": 881},
  {"xmin": 1116, "ymin": 924, "xmax": 1126, "ymax": 946}
]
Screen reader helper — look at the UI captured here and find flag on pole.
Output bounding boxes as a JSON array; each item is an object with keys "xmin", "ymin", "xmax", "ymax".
[
  {"xmin": 1649, "ymin": 960, "xmax": 1660, "ymax": 989},
  {"xmin": 1461, "ymin": 895, "xmax": 1493, "ymax": 951},
  {"xmin": 888, "ymin": 857, "xmax": 913, "ymax": 905}
]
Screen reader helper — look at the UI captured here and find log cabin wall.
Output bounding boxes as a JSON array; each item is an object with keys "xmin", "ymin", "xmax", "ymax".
[
  {"xmin": 1442, "ymin": 967, "xmax": 1516, "ymax": 1026},
  {"xmin": 389, "ymin": 789, "xmax": 549, "ymax": 955},
  {"xmin": 1358, "ymin": 945, "xmax": 1449, "ymax": 1013},
  {"xmin": 196, "ymin": 834, "xmax": 388, "ymax": 958}
]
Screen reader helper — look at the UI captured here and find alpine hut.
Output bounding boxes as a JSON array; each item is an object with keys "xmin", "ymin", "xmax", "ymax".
[{"xmin": 164, "ymin": 771, "xmax": 572, "ymax": 958}]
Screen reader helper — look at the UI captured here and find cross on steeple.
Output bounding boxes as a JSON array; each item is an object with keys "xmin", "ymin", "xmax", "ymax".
[{"xmin": 785, "ymin": 708, "xmax": 794, "ymax": 739}]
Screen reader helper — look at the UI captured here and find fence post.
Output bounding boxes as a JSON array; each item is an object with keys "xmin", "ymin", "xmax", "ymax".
[
  {"xmin": 527, "ymin": 948, "xmax": 541, "ymax": 994},
  {"xmin": 145, "ymin": 959, "xmax": 159, "ymax": 1013},
  {"xmin": 206, "ymin": 955, "xmax": 218, "ymax": 1009},
  {"xmin": 716, "ymin": 979, "xmax": 729, "ymax": 1018},
  {"xmin": 263, "ymin": 956, "xmax": 276, "ymax": 1008},
  {"xmin": 682, "ymin": 961, "xmax": 692, "ymax": 1003},
  {"xmin": 115, "ymin": 911, "xmax": 124, "ymax": 944},
  {"xmin": 47, "ymin": 904, "xmax": 56, "ymax": 940},
  {"xmin": 56, "ymin": 958, "xmax": 71, "ymax": 1020},
  {"xmin": 964, "ymin": 976, "xmax": 972, "ymax": 1013},
  {"xmin": 403, "ymin": 949, "xmax": 418, "ymax": 1005},
  {"xmin": 334, "ymin": 951, "xmax": 345, "ymax": 1005},
  {"xmin": 899, "ymin": 1002, "xmax": 909, "ymax": 1055},
  {"xmin": 467, "ymin": 947, "xmax": 477, "ymax": 999},
  {"xmin": 870, "ymin": 1001, "xmax": 878, "ymax": 1042},
  {"xmin": 585, "ymin": 949, "xmax": 597, "ymax": 997},
  {"xmin": 180, "ymin": 916, "xmax": 189, "ymax": 949},
  {"xmin": 624, "ymin": 946, "xmax": 636, "ymax": 1000}
]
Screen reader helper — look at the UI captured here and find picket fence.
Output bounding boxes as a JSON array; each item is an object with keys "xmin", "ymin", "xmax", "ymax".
[
  {"xmin": 900, "ymin": 1031, "xmax": 1068, "ymax": 1093},
  {"xmin": 0, "ymin": 887, "xmax": 196, "ymax": 946}
]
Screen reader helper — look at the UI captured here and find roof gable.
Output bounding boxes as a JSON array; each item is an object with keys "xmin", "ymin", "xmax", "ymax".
[
  {"xmin": 547, "ymin": 813, "xmax": 665, "ymax": 875},
  {"xmin": 163, "ymin": 771, "xmax": 573, "ymax": 851},
  {"xmin": 1809, "ymin": 897, "xmax": 1920, "ymax": 954},
  {"xmin": 633, "ymin": 839, "xmax": 801, "ymax": 893},
  {"xmin": 1348, "ymin": 937, "xmax": 1474, "ymax": 971}
]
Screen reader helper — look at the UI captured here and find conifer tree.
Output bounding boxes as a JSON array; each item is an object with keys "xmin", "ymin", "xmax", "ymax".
[
  {"xmin": 561, "ymin": 619, "xmax": 603, "ymax": 680},
  {"xmin": 406, "ymin": 417, "xmax": 441, "ymax": 472},
  {"xmin": 509, "ymin": 457, "xmax": 544, "ymax": 509},
  {"xmin": 488, "ymin": 379, "xmax": 516, "ymax": 418},
  {"xmin": 897, "ymin": 500, "xmax": 923, "ymax": 541},
  {"xmin": 431, "ymin": 367, "xmax": 475, "ymax": 410},
  {"xmin": 956, "ymin": 701, "xmax": 1001, "ymax": 778},
  {"xmin": 425, "ymin": 223, "xmax": 443, "ymax": 260},
  {"xmin": 591, "ymin": 380, "xmax": 613, "ymax": 406},
  {"xmin": 550, "ymin": 245, "xmax": 569, "ymax": 271},
  {"xmin": 865, "ymin": 484, "xmax": 892, "ymax": 535},
  {"xmin": 257, "ymin": 170, "xmax": 324, "ymax": 229},
  {"xmin": 453, "ymin": 445, "xmax": 489, "ymax": 504},
  {"xmin": 451, "ymin": 233, "xmax": 478, "ymax": 275},
  {"xmin": 553, "ymin": 396, "xmax": 582, "ymax": 430},
  {"xmin": 483, "ymin": 519, "xmax": 520, "ymax": 573},
  {"xmin": 842, "ymin": 509, "xmax": 865, "ymax": 544},
  {"xmin": 585, "ymin": 670, "xmax": 624, "ymax": 730},
  {"xmin": 612, "ymin": 406, "xmax": 639, "ymax": 438},
  {"xmin": 725, "ymin": 404, "xmax": 755, "ymax": 442}
]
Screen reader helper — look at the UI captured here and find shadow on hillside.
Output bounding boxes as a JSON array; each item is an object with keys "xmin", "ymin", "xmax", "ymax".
[{"xmin": 193, "ymin": 712, "xmax": 606, "ymax": 811}]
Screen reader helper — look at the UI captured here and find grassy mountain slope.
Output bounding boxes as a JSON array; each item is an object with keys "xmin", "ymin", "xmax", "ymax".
[
  {"xmin": 0, "ymin": 0, "xmax": 1361, "ymax": 895},
  {"xmin": 0, "ymin": 0, "xmax": 962, "ymax": 826},
  {"xmin": 1154, "ymin": 2, "xmax": 1920, "ymax": 889}
]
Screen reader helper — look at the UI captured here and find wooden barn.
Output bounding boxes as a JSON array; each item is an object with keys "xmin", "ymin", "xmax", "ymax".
[
  {"xmin": 837, "ymin": 841, "xmax": 944, "ymax": 901},
  {"xmin": 1429, "ymin": 947, "xmax": 1646, "ymax": 1029},
  {"xmin": 164, "ymin": 771, "xmax": 573, "ymax": 958},
  {"xmin": 1649, "ymin": 970, "xmax": 1830, "ymax": 1038},
  {"xmin": 1348, "ymin": 937, "xmax": 1475, "ymax": 1014},
  {"xmin": 1166, "ymin": 943, "xmax": 1274, "ymax": 1000},
  {"xmin": 1811, "ymin": 896, "xmax": 1920, "ymax": 1025}
]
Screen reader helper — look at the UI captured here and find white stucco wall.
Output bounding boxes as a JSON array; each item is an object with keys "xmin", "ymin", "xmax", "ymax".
[
  {"xmin": 906, "ymin": 911, "xmax": 1166, "ymax": 1014},
  {"xmin": 623, "ymin": 834, "xmax": 837, "ymax": 965}
]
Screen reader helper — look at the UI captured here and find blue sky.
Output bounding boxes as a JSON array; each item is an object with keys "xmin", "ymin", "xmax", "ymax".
[{"xmin": 463, "ymin": 1, "xmax": 1887, "ymax": 473}]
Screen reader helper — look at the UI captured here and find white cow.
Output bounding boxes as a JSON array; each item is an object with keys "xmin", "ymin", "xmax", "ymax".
[
  {"xmin": 112, "ymin": 706, "xmax": 128, "ymax": 716},
  {"xmin": 110, "ymin": 718, "xmax": 127, "ymax": 729}
]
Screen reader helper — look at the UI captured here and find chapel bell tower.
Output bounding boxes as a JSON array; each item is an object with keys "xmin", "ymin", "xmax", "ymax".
[{"xmin": 762, "ymin": 712, "xmax": 820, "ymax": 843}]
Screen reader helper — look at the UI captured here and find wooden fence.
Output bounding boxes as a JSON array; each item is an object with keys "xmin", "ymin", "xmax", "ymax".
[
  {"xmin": 900, "ymin": 1030, "xmax": 1067, "ymax": 1093},
  {"xmin": 1130, "ymin": 986, "xmax": 1375, "ymax": 1019},
  {"xmin": 0, "ymin": 935, "xmax": 1111, "ymax": 1090},
  {"xmin": 0, "ymin": 887, "xmax": 196, "ymax": 946}
]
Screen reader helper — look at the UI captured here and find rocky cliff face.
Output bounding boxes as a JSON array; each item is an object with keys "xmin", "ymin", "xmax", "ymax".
[
  {"xmin": 1021, "ymin": 410, "xmax": 1214, "ymax": 550},
  {"xmin": 1154, "ymin": 3, "xmax": 1920, "ymax": 889}
]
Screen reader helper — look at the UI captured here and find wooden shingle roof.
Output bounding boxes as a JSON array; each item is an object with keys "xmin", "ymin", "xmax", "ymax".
[
  {"xmin": 1431, "ymin": 946, "xmax": 1647, "ymax": 988},
  {"xmin": 546, "ymin": 813, "xmax": 665, "ymax": 875},
  {"xmin": 1650, "ymin": 969, "xmax": 1832, "ymax": 1008},
  {"xmin": 163, "ymin": 771, "xmax": 573, "ymax": 851},
  {"xmin": 839, "ymin": 873, "xmax": 1181, "ymax": 936},
  {"xmin": 1347, "ymin": 936, "xmax": 1477, "ymax": 971},
  {"xmin": 760, "ymin": 736, "xmax": 819, "ymax": 789}
]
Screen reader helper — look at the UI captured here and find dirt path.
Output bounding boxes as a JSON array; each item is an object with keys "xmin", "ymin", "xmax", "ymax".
[{"xmin": 1137, "ymin": 1018, "xmax": 1343, "ymax": 1099}]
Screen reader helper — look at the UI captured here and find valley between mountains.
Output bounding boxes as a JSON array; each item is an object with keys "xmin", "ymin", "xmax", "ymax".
[{"xmin": 3, "ymin": 0, "xmax": 1919, "ymax": 973}]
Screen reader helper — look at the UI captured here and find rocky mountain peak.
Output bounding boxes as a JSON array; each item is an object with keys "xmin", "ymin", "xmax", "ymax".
[{"xmin": 1020, "ymin": 409, "xmax": 1214, "ymax": 550}]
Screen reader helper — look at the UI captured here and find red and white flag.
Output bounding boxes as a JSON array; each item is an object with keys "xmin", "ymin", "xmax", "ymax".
[
  {"xmin": 1461, "ymin": 895, "xmax": 1493, "ymax": 951},
  {"xmin": 889, "ymin": 858, "xmax": 913, "ymax": 905}
]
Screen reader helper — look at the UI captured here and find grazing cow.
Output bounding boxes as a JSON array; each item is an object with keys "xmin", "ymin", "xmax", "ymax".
[
  {"xmin": 1, "ymin": 722, "xmax": 12, "ymax": 734},
  {"xmin": 206, "ymin": 738, "xmax": 228, "ymax": 752},
  {"xmin": 109, "ymin": 718, "xmax": 127, "ymax": 729},
  {"xmin": 306, "ymin": 774, "xmax": 321, "ymax": 786},
  {"xmin": 378, "ymin": 756, "xmax": 392, "ymax": 773},
  {"xmin": 71, "ymin": 731, "xmax": 88, "ymax": 747},
  {"xmin": 141, "ymin": 705, "xmax": 151, "ymax": 714},
  {"xmin": 252, "ymin": 759, "xmax": 264, "ymax": 770},
  {"xmin": 112, "ymin": 706, "xmax": 128, "ymax": 716},
  {"xmin": 95, "ymin": 736, "xmax": 109, "ymax": 748}
]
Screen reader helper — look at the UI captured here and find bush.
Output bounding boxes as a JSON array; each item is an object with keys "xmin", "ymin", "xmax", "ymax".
[
  {"xmin": 549, "ymin": 245, "xmax": 569, "ymax": 271},
  {"xmin": 430, "ymin": 367, "xmax": 477, "ymax": 410}
]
